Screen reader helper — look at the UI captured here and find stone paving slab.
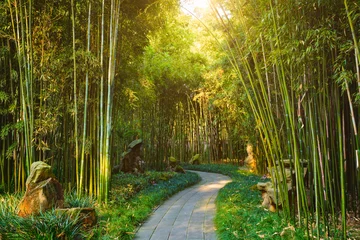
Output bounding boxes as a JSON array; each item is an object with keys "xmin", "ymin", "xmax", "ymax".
[{"xmin": 134, "ymin": 171, "xmax": 231, "ymax": 240}]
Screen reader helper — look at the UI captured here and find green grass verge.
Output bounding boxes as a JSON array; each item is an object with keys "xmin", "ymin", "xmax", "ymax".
[
  {"xmin": 0, "ymin": 192, "xmax": 96, "ymax": 239},
  {"xmin": 0, "ymin": 171, "xmax": 200, "ymax": 239},
  {"xmin": 183, "ymin": 164, "xmax": 305, "ymax": 240},
  {"xmin": 95, "ymin": 171, "xmax": 201, "ymax": 239}
]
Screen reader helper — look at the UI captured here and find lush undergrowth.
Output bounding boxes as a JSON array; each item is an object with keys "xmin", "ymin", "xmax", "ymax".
[
  {"xmin": 183, "ymin": 164, "xmax": 306, "ymax": 240},
  {"xmin": 0, "ymin": 191, "xmax": 96, "ymax": 239},
  {"xmin": 0, "ymin": 171, "xmax": 200, "ymax": 239}
]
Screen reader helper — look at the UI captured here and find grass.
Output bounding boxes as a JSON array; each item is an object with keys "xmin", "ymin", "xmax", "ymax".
[
  {"xmin": 91, "ymin": 171, "xmax": 200, "ymax": 239},
  {"xmin": 0, "ymin": 171, "xmax": 200, "ymax": 239},
  {"xmin": 183, "ymin": 163, "xmax": 306, "ymax": 240},
  {"xmin": 0, "ymin": 192, "xmax": 94, "ymax": 239}
]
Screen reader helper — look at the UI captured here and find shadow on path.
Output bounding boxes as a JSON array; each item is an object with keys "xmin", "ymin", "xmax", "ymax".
[{"xmin": 135, "ymin": 171, "xmax": 231, "ymax": 240}]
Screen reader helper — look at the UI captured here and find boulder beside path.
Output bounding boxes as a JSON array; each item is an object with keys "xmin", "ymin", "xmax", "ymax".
[
  {"xmin": 112, "ymin": 139, "xmax": 145, "ymax": 174},
  {"xmin": 17, "ymin": 161, "xmax": 64, "ymax": 217}
]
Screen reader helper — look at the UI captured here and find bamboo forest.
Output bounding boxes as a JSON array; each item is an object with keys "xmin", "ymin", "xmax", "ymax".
[{"xmin": 1, "ymin": 0, "xmax": 360, "ymax": 239}]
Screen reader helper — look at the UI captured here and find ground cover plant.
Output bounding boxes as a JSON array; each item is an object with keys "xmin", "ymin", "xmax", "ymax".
[
  {"xmin": 84, "ymin": 171, "xmax": 200, "ymax": 239},
  {"xmin": 183, "ymin": 164, "xmax": 349, "ymax": 239},
  {"xmin": 0, "ymin": 171, "xmax": 200, "ymax": 239},
  {"xmin": 0, "ymin": 192, "xmax": 95, "ymax": 239}
]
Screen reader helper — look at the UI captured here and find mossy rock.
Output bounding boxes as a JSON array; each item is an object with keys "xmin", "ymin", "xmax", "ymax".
[
  {"xmin": 175, "ymin": 165, "xmax": 186, "ymax": 174},
  {"xmin": 128, "ymin": 139, "xmax": 142, "ymax": 149},
  {"xmin": 189, "ymin": 154, "xmax": 201, "ymax": 165},
  {"xmin": 121, "ymin": 149, "xmax": 131, "ymax": 159},
  {"xmin": 169, "ymin": 156, "xmax": 177, "ymax": 163},
  {"xmin": 26, "ymin": 161, "xmax": 54, "ymax": 187},
  {"xmin": 169, "ymin": 156, "xmax": 177, "ymax": 167}
]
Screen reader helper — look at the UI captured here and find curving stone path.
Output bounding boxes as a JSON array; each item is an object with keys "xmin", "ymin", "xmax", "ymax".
[{"xmin": 135, "ymin": 171, "xmax": 231, "ymax": 240}]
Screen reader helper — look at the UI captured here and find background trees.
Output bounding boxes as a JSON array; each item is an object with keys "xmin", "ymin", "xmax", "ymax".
[
  {"xmin": 1, "ymin": 0, "xmax": 247, "ymax": 198},
  {"xmin": 0, "ymin": 0, "xmax": 180, "ymax": 199}
]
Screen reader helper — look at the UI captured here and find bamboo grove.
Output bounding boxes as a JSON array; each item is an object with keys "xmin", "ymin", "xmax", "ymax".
[
  {"xmin": 205, "ymin": 0, "xmax": 360, "ymax": 238},
  {"xmin": 0, "ymin": 0, "xmax": 246, "ymax": 201},
  {"xmin": 1, "ymin": 0, "xmax": 360, "ymax": 238}
]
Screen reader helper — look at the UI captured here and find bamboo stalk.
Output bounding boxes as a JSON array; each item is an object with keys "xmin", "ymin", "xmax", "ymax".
[
  {"xmin": 71, "ymin": 0, "xmax": 79, "ymax": 195},
  {"xmin": 79, "ymin": 1, "xmax": 91, "ymax": 196},
  {"xmin": 98, "ymin": 0, "xmax": 105, "ymax": 201}
]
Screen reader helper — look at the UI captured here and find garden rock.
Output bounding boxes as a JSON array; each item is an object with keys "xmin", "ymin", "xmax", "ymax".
[
  {"xmin": 17, "ymin": 161, "xmax": 64, "ymax": 217},
  {"xmin": 257, "ymin": 182, "xmax": 277, "ymax": 212},
  {"xmin": 189, "ymin": 154, "xmax": 201, "ymax": 165},
  {"xmin": 25, "ymin": 161, "xmax": 55, "ymax": 187},
  {"xmin": 112, "ymin": 139, "xmax": 145, "ymax": 174},
  {"xmin": 244, "ymin": 144, "xmax": 256, "ymax": 172},
  {"xmin": 257, "ymin": 159, "xmax": 308, "ymax": 212},
  {"xmin": 167, "ymin": 156, "xmax": 186, "ymax": 173}
]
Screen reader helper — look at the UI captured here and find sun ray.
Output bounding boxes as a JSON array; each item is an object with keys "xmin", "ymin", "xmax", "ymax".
[{"xmin": 181, "ymin": 0, "xmax": 210, "ymax": 16}]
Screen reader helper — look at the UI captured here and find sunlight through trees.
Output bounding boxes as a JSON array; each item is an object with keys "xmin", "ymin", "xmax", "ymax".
[{"xmin": 1, "ymin": 0, "xmax": 360, "ymax": 238}]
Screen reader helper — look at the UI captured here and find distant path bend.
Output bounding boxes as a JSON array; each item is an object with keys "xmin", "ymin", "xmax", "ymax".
[{"xmin": 135, "ymin": 170, "xmax": 231, "ymax": 240}]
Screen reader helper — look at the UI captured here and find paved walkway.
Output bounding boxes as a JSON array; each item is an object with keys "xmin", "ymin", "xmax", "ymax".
[{"xmin": 134, "ymin": 171, "xmax": 231, "ymax": 240}]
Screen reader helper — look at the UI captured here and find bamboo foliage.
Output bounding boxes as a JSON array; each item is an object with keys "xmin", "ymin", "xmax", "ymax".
[
  {"xmin": 2, "ymin": 0, "xmax": 244, "ymax": 202},
  {"xmin": 1, "ymin": 0, "xmax": 126, "ymax": 202},
  {"xmin": 7, "ymin": 0, "xmax": 34, "ymax": 189},
  {"xmin": 206, "ymin": 0, "xmax": 359, "ymax": 238},
  {"xmin": 2, "ymin": 4, "xmax": 359, "ymax": 238}
]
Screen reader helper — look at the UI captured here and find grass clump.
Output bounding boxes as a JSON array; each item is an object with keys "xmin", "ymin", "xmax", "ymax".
[
  {"xmin": 0, "ymin": 192, "xmax": 95, "ymax": 240},
  {"xmin": 66, "ymin": 191, "xmax": 97, "ymax": 208},
  {"xmin": 183, "ymin": 164, "xmax": 306, "ymax": 239},
  {"xmin": 94, "ymin": 171, "xmax": 200, "ymax": 239}
]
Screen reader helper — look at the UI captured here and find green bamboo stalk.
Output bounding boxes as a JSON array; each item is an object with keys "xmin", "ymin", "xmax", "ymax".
[
  {"xmin": 336, "ymin": 90, "xmax": 347, "ymax": 239},
  {"xmin": 102, "ymin": 0, "xmax": 121, "ymax": 203},
  {"xmin": 79, "ymin": 1, "xmax": 91, "ymax": 196},
  {"xmin": 99, "ymin": 0, "xmax": 105, "ymax": 201},
  {"xmin": 71, "ymin": 0, "xmax": 79, "ymax": 195},
  {"xmin": 19, "ymin": 0, "xmax": 33, "ymax": 175},
  {"xmin": 7, "ymin": 0, "xmax": 33, "ymax": 185},
  {"xmin": 308, "ymin": 100, "xmax": 321, "ymax": 239}
]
